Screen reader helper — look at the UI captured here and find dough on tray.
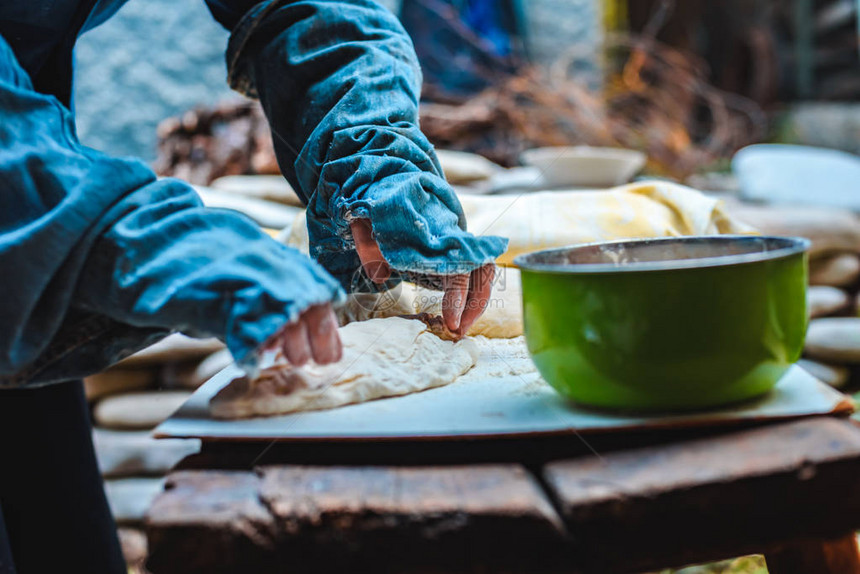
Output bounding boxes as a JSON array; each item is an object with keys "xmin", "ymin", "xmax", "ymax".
[{"xmin": 210, "ymin": 317, "xmax": 479, "ymax": 419}]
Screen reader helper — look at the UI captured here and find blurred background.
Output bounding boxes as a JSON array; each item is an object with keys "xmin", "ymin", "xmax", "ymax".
[{"xmin": 74, "ymin": 0, "xmax": 860, "ymax": 176}]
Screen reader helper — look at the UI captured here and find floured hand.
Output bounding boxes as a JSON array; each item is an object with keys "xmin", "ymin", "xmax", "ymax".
[
  {"xmin": 262, "ymin": 303, "xmax": 342, "ymax": 366},
  {"xmin": 350, "ymin": 218, "xmax": 496, "ymax": 337}
]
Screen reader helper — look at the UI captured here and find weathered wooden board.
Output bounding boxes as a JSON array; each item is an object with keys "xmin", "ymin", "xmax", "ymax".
[
  {"xmin": 543, "ymin": 418, "xmax": 860, "ymax": 572},
  {"xmin": 766, "ymin": 533, "xmax": 860, "ymax": 574},
  {"xmin": 147, "ymin": 419, "xmax": 860, "ymax": 574},
  {"xmin": 145, "ymin": 472, "xmax": 276, "ymax": 574},
  {"xmin": 147, "ymin": 465, "xmax": 569, "ymax": 574}
]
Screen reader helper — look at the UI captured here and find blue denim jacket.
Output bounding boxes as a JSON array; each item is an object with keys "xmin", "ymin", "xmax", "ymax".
[{"xmin": 0, "ymin": 0, "xmax": 507, "ymax": 387}]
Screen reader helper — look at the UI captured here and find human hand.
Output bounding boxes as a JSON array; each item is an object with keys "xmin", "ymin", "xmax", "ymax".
[
  {"xmin": 350, "ymin": 219, "xmax": 495, "ymax": 337},
  {"xmin": 263, "ymin": 303, "xmax": 342, "ymax": 366}
]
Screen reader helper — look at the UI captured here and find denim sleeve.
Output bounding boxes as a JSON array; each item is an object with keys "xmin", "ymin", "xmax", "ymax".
[
  {"xmin": 219, "ymin": 0, "xmax": 508, "ymax": 288},
  {"xmin": 0, "ymin": 34, "xmax": 343, "ymax": 377}
]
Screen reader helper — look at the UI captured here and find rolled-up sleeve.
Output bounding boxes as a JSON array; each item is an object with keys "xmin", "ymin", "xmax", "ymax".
[
  {"xmin": 211, "ymin": 0, "xmax": 507, "ymax": 288},
  {"xmin": 0, "ymin": 34, "xmax": 343, "ymax": 378}
]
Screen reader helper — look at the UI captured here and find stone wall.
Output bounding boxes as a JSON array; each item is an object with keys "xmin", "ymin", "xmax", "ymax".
[
  {"xmin": 782, "ymin": 103, "xmax": 860, "ymax": 155},
  {"xmin": 523, "ymin": 0, "xmax": 603, "ymax": 84},
  {"xmin": 73, "ymin": 0, "xmax": 601, "ymax": 161},
  {"xmin": 74, "ymin": 0, "xmax": 236, "ymax": 161}
]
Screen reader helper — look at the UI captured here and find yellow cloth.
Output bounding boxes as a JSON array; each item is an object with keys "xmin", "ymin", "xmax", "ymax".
[
  {"xmin": 459, "ymin": 181, "xmax": 755, "ymax": 266},
  {"xmin": 285, "ymin": 181, "xmax": 755, "ymax": 266}
]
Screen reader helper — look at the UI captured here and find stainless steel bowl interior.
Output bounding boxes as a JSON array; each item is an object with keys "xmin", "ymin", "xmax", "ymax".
[{"xmin": 514, "ymin": 236, "xmax": 810, "ymax": 273}]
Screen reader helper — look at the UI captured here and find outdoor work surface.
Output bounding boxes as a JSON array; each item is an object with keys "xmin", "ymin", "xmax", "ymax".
[{"xmin": 146, "ymin": 417, "xmax": 860, "ymax": 573}]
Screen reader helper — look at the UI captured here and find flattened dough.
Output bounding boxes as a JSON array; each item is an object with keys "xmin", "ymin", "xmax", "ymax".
[{"xmin": 210, "ymin": 317, "xmax": 479, "ymax": 419}]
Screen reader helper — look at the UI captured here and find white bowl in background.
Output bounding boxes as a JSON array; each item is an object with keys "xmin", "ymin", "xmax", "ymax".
[{"xmin": 520, "ymin": 146, "xmax": 646, "ymax": 188}]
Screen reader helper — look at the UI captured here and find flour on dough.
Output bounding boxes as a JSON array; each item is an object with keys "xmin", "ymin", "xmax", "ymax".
[
  {"xmin": 409, "ymin": 268, "xmax": 523, "ymax": 338},
  {"xmin": 335, "ymin": 283, "xmax": 416, "ymax": 325},
  {"xmin": 209, "ymin": 317, "xmax": 479, "ymax": 419},
  {"xmin": 333, "ymin": 269, "xmax": 522, "ymax": 338}
]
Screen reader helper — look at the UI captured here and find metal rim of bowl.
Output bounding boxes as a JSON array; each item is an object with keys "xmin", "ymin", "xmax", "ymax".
[{"xmin": 513, "ymin": 235, "xmax": 811, "ymax": 274}]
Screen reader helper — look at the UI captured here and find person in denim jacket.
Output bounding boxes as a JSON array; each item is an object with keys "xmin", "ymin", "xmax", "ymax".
[{"xmin": 0, "ymin": 1, "xmax": 506, "ymax": 571}]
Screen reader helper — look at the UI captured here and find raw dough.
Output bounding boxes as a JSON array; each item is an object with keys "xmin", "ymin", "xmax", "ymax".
[
  {"xmin": 335, "ymin": 283, "xmax": 416, "ymax": 325},
  {"xmin": 284, "ymin": 181, "xmax": 753, "ymax": 267},
  {"xmin": 210, "ymin": 317, "xmax": 479, "ymax": 418},
  {"xmin": 94, "ymin": 391, "xmax": 192, "ymax": 430},
  {"xmin": 408, "ymin": 267, "xmax": 523, "ymax": 338},
  {"xmin": 435, "ymin": 149, "xmax": 500, "ymax": 184},
  {"xmin": 332, "ymin": 268, "xmax": 523, "ymax": 338},
  {"xmin": 84, "ymin": 368, "xmax": 157, "ymax": 402},
  {"xmin": 810, "ymin": 253, "xmax": 860, "ymax": 287},
  {"xmin": 193, "ymin": 185, "xmax": 302, "ymax": 230},
  {"xmin": 807, "ymin": 286, "xmax": 851, "ymax": 318},
  {"xmin": 458, "ymin": 181, "xmax": 755, "ymax": 266},
  {"xmin": 725, "ymin": 202, "xmax": 860, "ymax": 259},
  {"xmin": 210, "ymin": 175, "xmax": 304, "ymax": 207},
  {"xmin": 116, "ymin": 334, "xmax": 225, "ymax": 368}
]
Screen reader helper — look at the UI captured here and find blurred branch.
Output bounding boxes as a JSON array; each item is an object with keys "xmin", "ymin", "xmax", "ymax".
[{"xmin": 420, "ymin": 31, "xmax": 767, "ymax": 177}]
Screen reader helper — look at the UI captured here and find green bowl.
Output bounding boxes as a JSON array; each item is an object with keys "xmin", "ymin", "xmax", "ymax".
[{"xmin": 514, "ymin": 236, "xmax": 810, "ymax": 412}]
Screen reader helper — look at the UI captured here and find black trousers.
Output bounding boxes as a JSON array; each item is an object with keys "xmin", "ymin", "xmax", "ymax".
[{"xmin": 0, "ymin": 381, "xmax": 126, "ymax": 574}]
